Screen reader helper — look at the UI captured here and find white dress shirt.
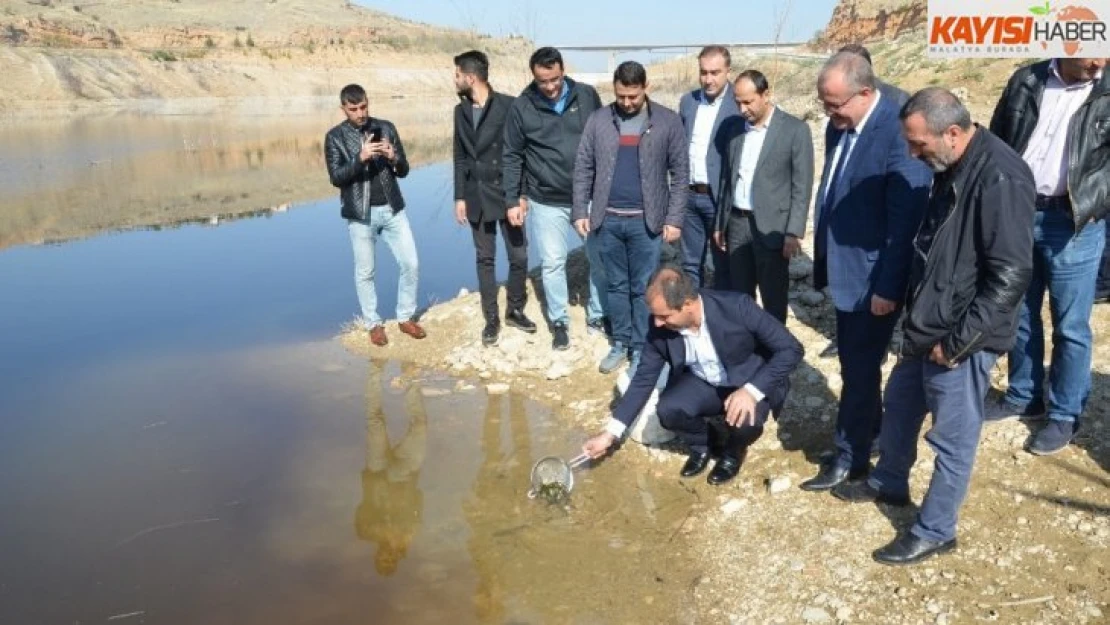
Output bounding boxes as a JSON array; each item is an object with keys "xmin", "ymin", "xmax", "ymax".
[
  {"xmin": 821, "ymin": 90, "xmax": 882, "ymax": 207},
  {"xmin": 733, "ymin": 106, "xmax": 776, "ymax": 210},
  {"xmin": 604, "ymin": 298, "xmax": 765, "ymax": 438},
  {"xmin": 1021, "ymin": 61, "xmax": 1101, "ymax": 197},
  {"xmin": 689, "ymin": 92, "xmax": 722, "ymax": 185}
]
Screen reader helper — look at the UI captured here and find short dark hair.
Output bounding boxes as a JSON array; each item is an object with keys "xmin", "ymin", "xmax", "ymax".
[
  {"xmin": 613, "ymin": 60, "xmax": 647, "ymax": 87},
  {"xmin": 648, "ymin": 267, "xmax": 698, "ymax": 310},
  {"xmin": 454, "ymin": 50, "xmax": 490, "ymax": 82},
  {"xmin": 698, "ymin": 45, "xmax": 731, "ymax": 68},
  {"xmin": 838, "ymin": 43, "xmax": 872, "ymax": 66},
  {"xmin": 900, "ymin": 87, "xmax": 973, "ymax": 134},
  {"xmin": 339, "ymin": 84, "xmax": 367, "ymax": 105},
  {"xmin": 529, "ymin": 46, "xmax": 563, "ymax": 71},
  {"xmin": 735, "ymin": 69, "xmax": 770, "ymax": 94}
]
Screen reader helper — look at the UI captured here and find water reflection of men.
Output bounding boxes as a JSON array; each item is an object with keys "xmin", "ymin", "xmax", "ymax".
[
  {"xmin": 325, "ymin": 83, "xmax": 427, "ymax": 348},
  {"xmin": 462, "ymin": 392, "xmax": 530, "ymax": 623},
  {"xmin": 583, "ymin": 268, "xmax": 803, "ymax": 486},
  {"xmin": 355, "ymin": 362, "xmax": 428, "ymax": 576}
]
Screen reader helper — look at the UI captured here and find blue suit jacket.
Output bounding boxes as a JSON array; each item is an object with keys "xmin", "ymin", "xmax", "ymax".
[
  {"xmin": 813, "ymin": 95, "xmax": 932, "ymax": 312},
  {"xmin": 612, "ymin": 290, "xmax": 804, "ymax": 428},
  {"xmin": 679, "ymin": 85, "xmax": 742, "ymax": 206}
]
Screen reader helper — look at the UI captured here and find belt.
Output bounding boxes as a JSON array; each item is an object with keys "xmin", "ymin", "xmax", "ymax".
[
  {"xmin": 1035, "ymin": 194, "xmax": 1071, "ymax": 211},
  {"xmin": 730, "ymin": 206, "xmax": 753, "ymax": 215},
  {"xmin": 689, "ymin": 183, "xmax": 711, "ymax": 195}
]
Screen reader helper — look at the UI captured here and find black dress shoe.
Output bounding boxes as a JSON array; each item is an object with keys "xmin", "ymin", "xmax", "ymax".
[
  {"xmin": 707, "ymin": 449, "xmax": 747, "ymax": 486},
  {"xmin": 505, "ymin": 308, "xmax": 537, "ymax": 333},
  {"xmin": 873, "ymin": 533, "xmax": 957, "ymax": 566},
  {"xmin": 481, "ymin": 321, "xmax": 500, "ymax": 346},
  {"xmin": 831, "ymin": 480, "xmax": 910, "ymax": 506},
  {"xmin": 680, "ymin": 451, "xmax": 712, "ymax": 478},
  {"xmin": 800, "ymin": 464, "xmax": 853, "ymax": 491}
]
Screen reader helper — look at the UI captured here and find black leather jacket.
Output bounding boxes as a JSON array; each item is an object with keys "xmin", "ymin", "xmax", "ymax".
[
  {"xmin": 324, "ymin": 118, "xmax": 410, "ymax": 221},
  {"xmin": 989, "ymin": 61, "xmax": 1110, "ymax": 227},
  {"xmin": 901, "ymin": 128, "xmax": 1036, "ymax": 365}
]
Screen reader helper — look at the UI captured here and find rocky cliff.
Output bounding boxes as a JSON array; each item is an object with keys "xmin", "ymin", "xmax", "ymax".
[{"xmin": 818, "ymin": 0, "xmax": 927, "ymax": 46}]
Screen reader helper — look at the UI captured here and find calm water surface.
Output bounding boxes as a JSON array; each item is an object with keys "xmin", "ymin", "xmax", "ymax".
[{"xmin": 0, "ymin": 115, "xmax": 693, "ymax": 624}]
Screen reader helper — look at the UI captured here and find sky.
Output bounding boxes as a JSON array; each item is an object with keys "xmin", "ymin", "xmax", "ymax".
[{"xmin": 355, "ymin": 0, "xmax": 840, "ymax": 71}]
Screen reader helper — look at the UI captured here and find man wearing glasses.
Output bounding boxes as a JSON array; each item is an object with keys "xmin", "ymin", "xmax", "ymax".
[{"xmin": 801, "ymin": 52, "xmax": 932, "ymax": 493}]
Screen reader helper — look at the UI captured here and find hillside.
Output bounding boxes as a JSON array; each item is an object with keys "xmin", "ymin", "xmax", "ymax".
[{"xmin": 0, "ymin": 0, "xmax": 533, "ymax": 110}]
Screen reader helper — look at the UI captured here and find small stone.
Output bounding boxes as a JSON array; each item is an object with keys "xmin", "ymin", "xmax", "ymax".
[
  {"xmin": 479, "ymin": 371, "xmax": 492, "ymax": 379},
  {"xmin": 486, "ymin": 383, "xmax": 510, "ymax": 395},
  {"xmin": 835, "ymin": 607, "xmax": 852, "ymax": 621},
  {"xmin": 1078, "ymin": 521, "xmax": 1093, "ymax": 533},
  {"xmin": 801, "ymin": 607, "xmax": 831, "ymax": 623},
  {"xmin": 799, "ymin": 291, "xmax": 825, "ymax": 306},
  {"xmin": 936, "ymin": 614, "xmax": 950, "ymax": 625},
  {"xmin": 457, "ymin": 288, "xmax": 470, "ymax": 297},
  {"xmin": 720, "ymin": 498, "xmax": 747, "ymax": 516},
  {"xmin": 1086, "ymin": 606, "xmax": 1103, "ymax": 618},
  {"xmin": 420, "ymin": 387, "xmax": 451, "ymax": 397},
  {"xmin": 545, "ymin": 362, "xmax": 573, "ymax": 380},
  {"xmin": 926, "ymin": 601, "xmax": 941, "ymax": 614},
  {"xmin": 767, "ymin": 476, "xmax": 792, "ymax": 494},
  {"xmin": 1017, "ymin": 517, "xmax": 1028, "ymax": 525}
]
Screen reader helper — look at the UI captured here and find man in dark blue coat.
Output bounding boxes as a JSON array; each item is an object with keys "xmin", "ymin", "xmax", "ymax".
[
  {"xmin": 802, "ymin": 52, "xmax": 932, "ymax": 492},
  {"xmin": 582, "ymin": 268, "xmax": 803, "ymax": 485}
]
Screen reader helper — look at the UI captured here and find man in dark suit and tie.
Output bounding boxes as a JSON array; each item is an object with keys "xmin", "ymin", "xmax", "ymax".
[
  {"xmin": 582, "ymin": 268, "xmax": 803, "ymax": 485},
  {"xmin": 713, "ymin": 69, "xmax": 815, "ymax": 323},
  {"xmin": 453, "ymin": 50, "xmax": 537, "ymax": 346},
  {"xmin": 801, "ymin": 52, "xmax": 932, "ymax": 492}
]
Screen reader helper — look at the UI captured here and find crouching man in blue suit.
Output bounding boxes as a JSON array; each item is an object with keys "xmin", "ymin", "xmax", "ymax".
[{"xmin": 582, "ymin": 267, "xmax": 803, "ymax": 485}]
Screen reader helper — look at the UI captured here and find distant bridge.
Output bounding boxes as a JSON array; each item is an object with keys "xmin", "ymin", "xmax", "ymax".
[{"xmin": 554, "ymin": 41, "xmax": 814, "ymax": 73}]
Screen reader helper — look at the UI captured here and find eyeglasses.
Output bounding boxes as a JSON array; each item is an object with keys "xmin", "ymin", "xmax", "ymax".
[{"xmin": 818, "ymin": 91, "xmax": 861, "ymax": 112}]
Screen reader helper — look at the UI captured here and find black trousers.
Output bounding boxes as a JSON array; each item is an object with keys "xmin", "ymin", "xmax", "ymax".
[
  {"xmin": 834, "ymin": 308, "xmax": 899, "ymax": 473},
  {"xmin": 471, "ymin": 218, "xmax": 528, "ymax": 322},
  {"xmin": 655, "ymin": 370, "xmax": 767, "ymax": 454},
  {"xmin": 725, "ymin": 209, "xmax": 790, "ymax": 323}
]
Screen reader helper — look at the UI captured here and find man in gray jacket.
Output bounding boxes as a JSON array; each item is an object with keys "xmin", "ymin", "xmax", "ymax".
[
  {"xmin": 714, "ymin": 70, "xmax": 814, "ymax": 323},
  {"xmin": 573, "ymin": 61, "xmax": 688, "ymax": 374}
]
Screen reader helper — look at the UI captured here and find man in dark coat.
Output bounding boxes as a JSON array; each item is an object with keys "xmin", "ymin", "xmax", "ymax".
[{"xmin": 453, "ymin": 50, "xmax": 537, "ymax": 345}]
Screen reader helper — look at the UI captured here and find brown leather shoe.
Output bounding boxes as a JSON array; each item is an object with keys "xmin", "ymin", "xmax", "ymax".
[
  {"xmin": 398, "ymin": 320, "xmax": 426, "ymax": 339},
  {"xmin": 369, "ymin": 325, "xmax": 388, "ymax": 346}
]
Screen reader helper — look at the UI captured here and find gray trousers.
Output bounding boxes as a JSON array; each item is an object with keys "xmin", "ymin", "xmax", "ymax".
[
  {"xmin": 725, "ymin": 209, "xmax": 789, "ymax": 323},
  {"xmin": 869, "ymin": 351, "xmax": 998, "ymax": 543}
]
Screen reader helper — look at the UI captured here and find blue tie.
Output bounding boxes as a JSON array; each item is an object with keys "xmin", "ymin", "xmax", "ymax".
[{"xmin": 816, "ymin": 129, "xmax": 856, "ymax": 260}]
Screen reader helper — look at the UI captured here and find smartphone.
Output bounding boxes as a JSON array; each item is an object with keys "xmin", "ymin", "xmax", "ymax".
[{"xmin": 367, "ymin": 127, "xmax": 382, "ymax": 143}]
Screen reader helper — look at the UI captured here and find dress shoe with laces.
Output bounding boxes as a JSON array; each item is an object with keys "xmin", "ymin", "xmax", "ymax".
[
  {"xmin": 680, "ymin": 451, "xmax": 712, "ymax": 478},
  {"xmin": 369, "ymin": 325, "xmax": 388, "ymax": 347},
  {"xmin": 481, "ymin": 321, "xmax": 500, "ymax": 346},
  {"xmin": 800, "ymin": 463, "xmax": 865, "ymax": 491},
  {"xmin": 505, "ymin": 308, "xmax": 537, "ymax": 333},
  {"xmin": 707, "ymin": 448, "xmax": 747, "ymax": 486},
  {"xmin": 831, "ymin": 480, "xmax": 910, "ymax": 506},
  {"xmin": 398, "ymin": 320, "xmax": 427, "ymax": 339},
  {"xmin": 873, "ymin": 533, "xmax": 957, "ymax": 566}
]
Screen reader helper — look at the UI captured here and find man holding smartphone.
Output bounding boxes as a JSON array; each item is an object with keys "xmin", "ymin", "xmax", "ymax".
[{"xmin": 325, "ymin": 83, "xmax": 425, "ymax": 347}]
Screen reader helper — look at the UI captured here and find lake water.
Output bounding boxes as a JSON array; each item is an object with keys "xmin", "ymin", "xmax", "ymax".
[{"xmin": 0, "ymin": 111, "xmax": 690, "ymax": 624}]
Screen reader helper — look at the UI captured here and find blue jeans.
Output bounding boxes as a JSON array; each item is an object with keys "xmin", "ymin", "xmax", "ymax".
[
  {"xmin": 870, "ymin": 351, "xmax": 997, "ymax": 543},
  {"xmin": 1005, "ymin": 208, "xmax": 1105, "ymax": 426},
  {"xmin": 681, "ymin": 192, "xmax": 727, "ymax": 287},
  {"xmin": 528, "ymin": 198, "xmax": 607, "ymax": 326},
  {"xmin": 596, "ymin": 213, "xmax": 661, "ymax": 352},
  {"xmin": 347, "ymin": 206, "xmax": 419, "ymax": 327}
]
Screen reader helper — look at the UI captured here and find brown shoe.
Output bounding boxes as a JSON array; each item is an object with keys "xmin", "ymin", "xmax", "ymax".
[
  {"xmin": 398, "ymin": 320, "xmax": 426, "ymax": 339},
  {"xmin": 369, "ymin": 325, "xmax": 388, "ymax": 346}
]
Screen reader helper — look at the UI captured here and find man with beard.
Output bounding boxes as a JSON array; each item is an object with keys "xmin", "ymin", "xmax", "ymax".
[
  {"xmin": 713, "ymin": 69, "xmax": 814, "ymax": 323},
  {"xmin": 325, "ymin": 84, "xmax": 425, "ymax": 346},
  {"xmin": 834, "ymin": 88, "xmax": 1035, "ymax": 565},
  {"xmin": 452, "ymin": 50, "xmax": 537, "ymax": 346},
  {"xmin": 573, "ymin": 61, "xmax": 687, "ymax": 375}
]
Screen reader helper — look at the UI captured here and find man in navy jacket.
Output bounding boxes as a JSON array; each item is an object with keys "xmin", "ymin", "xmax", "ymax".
[
  {"xmin": 583, "ymin": 268, "xmax": 803, "ymax": 485},
  {"xmin": 802, "ymin": 52, "xmax": 932, "ymax": 492}
]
